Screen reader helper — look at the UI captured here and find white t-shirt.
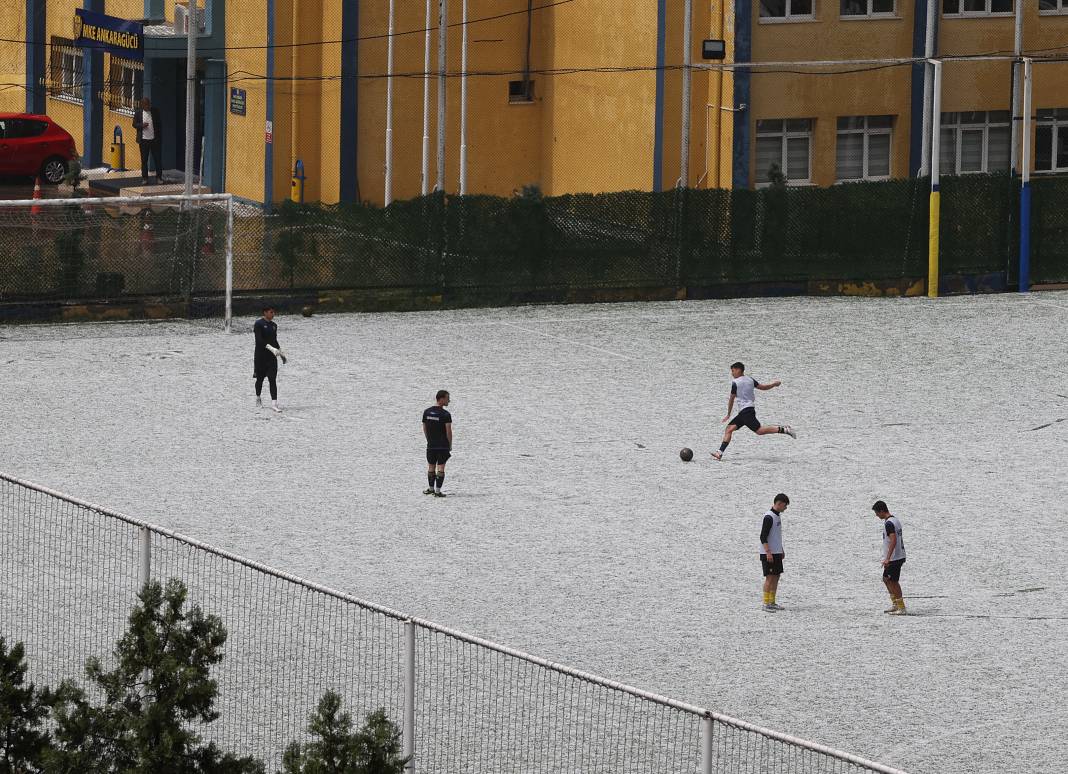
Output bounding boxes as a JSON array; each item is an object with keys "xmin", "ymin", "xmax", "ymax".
[
  {"xmin": 760, "ymin": 509, "xmax": 783, "ymax": 554},
  {"xmin": 731, "ymin": 375, "xmax": 759, "ymax": 412},
  {"xmin": 882, "ymin": 516, "xmax": 906, "ymax": 561},
  {"xmin": 140, "ymin": 110, "xmax": 155, "ymax": 141}
]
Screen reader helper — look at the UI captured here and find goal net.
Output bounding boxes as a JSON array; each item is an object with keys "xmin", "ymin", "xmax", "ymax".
[{"xmin": 0, "ymin": 193, "xmax": 234, "ymax": 331}]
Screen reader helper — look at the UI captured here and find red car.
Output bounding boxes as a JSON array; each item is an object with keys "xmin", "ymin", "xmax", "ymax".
[{"xmin": 0, "ymin": 113, "xmax": 78, "ymax": 184}]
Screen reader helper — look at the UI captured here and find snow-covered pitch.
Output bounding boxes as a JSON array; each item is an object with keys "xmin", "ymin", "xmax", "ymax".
[{"xmin": 3, "ymin": 293, "xmax": 1066, "ymax": 774}]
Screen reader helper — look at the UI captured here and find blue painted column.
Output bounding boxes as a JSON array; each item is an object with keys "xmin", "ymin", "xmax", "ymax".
[
  {"xmin": 652, "ymin": 0, "xmax": 666, "ymax": 192},
  {"xmin": 203, "ymin": 59, "xmax": 226, "ymax": 192},
  {"xmin": 731, "ymin": 0, "xmax": 752, "ymax": 188},
  {"xmin": 25, "ymin": 0, "xmax": 46, "ymax": 114},
  {"xmin": 265, "ymin": 0, "xmax": 275, "ymax": 206},
  {"xmin": 908, "ymin": 0, "xmax": 936, "ymax": 176},
  {"xmin": 340, "ymin": 0, "xmax": 359, "ymax": 202},
  {"xmin": 82, "ymin": 0, "xmax": 105, "ymax": 167}
]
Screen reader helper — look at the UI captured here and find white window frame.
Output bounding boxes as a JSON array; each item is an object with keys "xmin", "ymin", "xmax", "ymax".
[
  {"xmin": 53, "ymin": 44, "xmax": 84, "ymax": 104},
  {"xmin": 840, "ymin": 0, "xmax": 897, "ymax": 17},
  {"xmin": 943, "ymin": 0, "xmax": 1013, "ymax": 16},
  {"xmin": 836, "ymin": 116, "xmax": 893, "ymax": 182},
  {"xmin": 755, "ymin": 119, "xmax": 813, "ymax": 186},
  {"xmin": 1034, "ymin": 109, "xmax": 1068, "ymax": 173},
  {"xmin": 939, "ymin": 112, "xmax": 1010, "ymax": 175},
  {"xmin": 1038, "ymin": 0, "xmax": 1068, "ymax": 14},
  {"xmin": 759, "ymin": 0, "xmax": 817, "ymax": 22},
  {"xmin": 108, "ymin": 57, "xmax": 142, "ymax": 115}
]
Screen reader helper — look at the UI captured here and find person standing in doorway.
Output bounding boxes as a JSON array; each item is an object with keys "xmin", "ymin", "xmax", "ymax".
[
  {"xmin": 422, "ymin": 390, "xmax": 452, "ymax": 497},
  {"xmin": 760, "ymin": 493, "xmax": 790, "ymax": 612},
  {"xmin": 253, "ymin": 305, "xmax": 285, "ymax": 412},
  {"xmin": 872, "ymin": 500, "xmax": 907, "ymax": 615},
  {"xmin": 133, "ymin": 97, "xmax": 163, "ymax": 185}
]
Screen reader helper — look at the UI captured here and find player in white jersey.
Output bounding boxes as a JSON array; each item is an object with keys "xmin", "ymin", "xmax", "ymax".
[
  {"xmin": 760, "ymin": 493, "xmax": 790, "ymax": 611},
  {"xmin": 712, "ymin": 362, "xmax": 796, "ymax": 460},
  {"xmin": 872, "ymin": 500, "xmax": 906, "ymax": 615}
]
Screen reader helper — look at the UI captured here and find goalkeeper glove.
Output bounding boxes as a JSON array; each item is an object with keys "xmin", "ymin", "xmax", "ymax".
[{"xmin": 278, "ymin": 350, "xmax": 287, "ymax": 364}]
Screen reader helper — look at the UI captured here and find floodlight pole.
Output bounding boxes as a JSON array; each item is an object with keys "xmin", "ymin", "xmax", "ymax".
[
  {"xmin": 1010, "ymin": 0, "xmax": 1024, "ymax": 172},
  {"xmin": 421, "ymin": 0, "xmax": 433, "ymax": 195},
  {"xmin": 928, "ymin": 59, "xmax": 943, "ymax": 298},
  {"xmin": 385, "ymin": 0, "xmax": 396, "ymax": 205},
  {"xmin": 919, "ymin": 0, "xmax": 936, "ymax": 176},
  {"xmin": 184, "ymin": 2, "xmax": 197, "ymax": 197},
  {"xmin": 435, "ymin": 0, "xmax": 447, "ymax": 192},
  {"xmin": 459, "ymin": 0, "xmax": 468, "ymax": 195},
  {"xmin": 680, "ymin": 0, "xmax": 693, "ymax": 188}
]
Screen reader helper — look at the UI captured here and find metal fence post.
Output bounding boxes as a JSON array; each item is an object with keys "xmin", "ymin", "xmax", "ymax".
[
  {"xmin": 404, "ymin": 619, "xmax": 416, "ymax": 773},
  {"xmin": 701, "ymin": 715, "xmax": 714, "ymax": 774},
  {"xmin": 138, "ymin": 526, "xmax": 151, "ymax": 589}
]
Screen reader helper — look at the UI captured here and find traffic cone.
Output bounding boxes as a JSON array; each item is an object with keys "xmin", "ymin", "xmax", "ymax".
[
  {"xmin": 202, "ymin": 223, "xmax": 215, "ymax": 255},
  {"xmin": 31, "ymin": 176, "xmax": 43, "ymax": 216}
]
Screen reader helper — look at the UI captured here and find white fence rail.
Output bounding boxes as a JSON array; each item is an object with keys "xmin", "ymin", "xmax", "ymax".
[{"xmin": 0, "ymin": 472, "xmax": 907, "ymax": 774}]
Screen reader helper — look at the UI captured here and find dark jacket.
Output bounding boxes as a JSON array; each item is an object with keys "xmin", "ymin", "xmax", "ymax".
[{"xmin": 132, "ymin": 107, "xmax": 163, "ymax": 144}]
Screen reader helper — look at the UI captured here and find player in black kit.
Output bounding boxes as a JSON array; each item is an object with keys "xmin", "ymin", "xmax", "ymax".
[
  {"xmin": 422, "ymin": 390, "xmax": 452, "ymax": 497},
  {"xmin": 253, "ymin": 305, "xmax": 286, "ymax": 412}
]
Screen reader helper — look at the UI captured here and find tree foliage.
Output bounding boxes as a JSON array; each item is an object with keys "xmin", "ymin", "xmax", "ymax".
[
  {"xmin": 0, "ymin": 637, "xmax": 51, "ymax": 773},
  {"xmin": 281, "ymin": 692, "xmax": 407, "ymax": 774}
]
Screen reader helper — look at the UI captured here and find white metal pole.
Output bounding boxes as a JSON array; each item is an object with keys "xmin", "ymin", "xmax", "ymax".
[
  {"xmin": 929, "ymin": 60, "xmax": 943, "ymax": 298},
  {"xmin": 680, "ymin": 0, "xmax": 693, "ymax": 188},
  {"xmin": 403, "ymin": 619, "xmax": 416, "ymax": 773},
  {"xmin": 1010, "ymin": 0, "xmax": 1024, "ymax": 172},
  {"xmin": 138, "ymin": 526, "xmax": 152, "ymax": 588},
  {"xmin": 700, "ymin": 715, "xmax": 714, "ymax": 774},
  {"xmin": 421, "ymin": 0, "xmax": 432, "ymax": 196},
  {"xmin": 1019, "ymin": 57, "xmax": 1032, "ymax": 292},
  {"xmin": 225, "ymin": 194, "xmax": 233, "ymax": 333},
  {"xmin": 385, "ymin": 0, "xmax": 396, "ymax": 205},
  {"xmin": 436, "ymin": 0, "xmax": 447, "ymax": 192},
  {"xmin": 184, "ymin": 1, "xmax": 197, "ymax": 196},
  {"xmin": 919, "ymin": 0, "xmax": 936, "ymax": 176},
  {"xmin": 459, "ymin": 0, "xmax": 468, "ymax": 195},
  {"xmin": 931, "ymin": 61, "xmax": 942, "ymax": 191}
]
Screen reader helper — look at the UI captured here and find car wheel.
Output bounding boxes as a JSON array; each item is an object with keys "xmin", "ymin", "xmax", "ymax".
[{"xmin": 41, "ymin": 157, "xmax": 68, "ymax": 184}]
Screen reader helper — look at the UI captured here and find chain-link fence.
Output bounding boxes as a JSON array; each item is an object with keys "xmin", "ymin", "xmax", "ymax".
[
  {"xmin": 5, "ymin": 175, "xmax": 1062, "ymax": 321},
  {"xmin": 0, "ymin": 472, "xmax": 910, "ymax": 774}
]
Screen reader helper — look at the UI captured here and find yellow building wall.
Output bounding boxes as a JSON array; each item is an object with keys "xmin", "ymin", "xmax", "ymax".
[
  {"xmin": 225, "ymin": 0, "xmax": 267, "ymax": 202},
  {"xmin": 43, "ymin": 1, "xmax": 85, "ymax": 158},
  {"xmin": 0, "ymin": 4, "xmax": 26, "ymax": 112}
]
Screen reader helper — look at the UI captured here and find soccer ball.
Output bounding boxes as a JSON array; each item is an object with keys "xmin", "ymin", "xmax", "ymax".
[
  {"xmin": 301, "ymin": 306, "xmax": 315, "ymax": 317},
  {"xmin": 679, "ymin": 447, "xmax": 693, "ymax": 462}
]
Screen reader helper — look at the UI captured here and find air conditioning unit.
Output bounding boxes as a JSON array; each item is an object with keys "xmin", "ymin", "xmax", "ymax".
[{"xmin": 174, "ymin": 3, "xmax": 205, "ymax": 34}]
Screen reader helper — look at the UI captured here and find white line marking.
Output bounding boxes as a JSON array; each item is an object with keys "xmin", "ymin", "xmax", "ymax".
[{"xmin": 499, "ymin": 321, "xmax": 637, "ymax": 360}]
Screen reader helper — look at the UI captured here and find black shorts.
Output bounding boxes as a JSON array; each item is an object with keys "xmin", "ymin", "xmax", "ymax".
[
  {"xmin": 760, "ymin": 553, "xmax": 785, "ymax": 576},
  {"xmin": 426, "ymin": 448, "xmax": 451, "ymax": 465},
  {"xmin": 253, "ymin": 352, "xmax": 278, "ymax": 379},
  {"xmin": 883, "ymin": 558, "xmax": 905, "ymax": 582},
  {"xmin": 730, "ymin": 407, "xmax": 761, "ymax": 433}
]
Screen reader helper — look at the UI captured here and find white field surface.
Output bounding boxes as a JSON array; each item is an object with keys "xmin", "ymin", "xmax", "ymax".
[{"xmin": 2, "ymin": 293, "xmax": 1067, "ymax": 774}]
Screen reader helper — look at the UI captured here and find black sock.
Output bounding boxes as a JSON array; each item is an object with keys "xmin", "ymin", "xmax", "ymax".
[
  {"xmin": 719, "ymin": 441, "xmax": 729, "ymax": 453},
  {"xmin": 778, "ymin": 426, "xmax": 784, "ymax": 434},
  {"xmin": 427, "ymin": 473, "xmax": 435, "ymax": 490},
  {"xmin": 435, "ymin": 473, "xmax": 444, "ymax": 491}
]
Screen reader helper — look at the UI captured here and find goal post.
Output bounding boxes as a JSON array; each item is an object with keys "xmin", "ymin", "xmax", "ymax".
[{"xmin": 0, "ymin": 192, "xmax": 235, "ymax": 332}]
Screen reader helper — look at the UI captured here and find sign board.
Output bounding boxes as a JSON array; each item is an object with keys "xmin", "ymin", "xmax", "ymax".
[
  {"xmin": 230, "ymin": 88, "xmax": 246, "ymax": 116},
  {"xmin": 265, "ymin": 120, "xmax": 273, "ymax": 145},
  {"xmin": 74, "ymin": 9, "xmax": 144, "ymax": 60}
]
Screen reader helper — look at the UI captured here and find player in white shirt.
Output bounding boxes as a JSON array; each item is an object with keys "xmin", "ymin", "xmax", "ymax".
[
  {"xmin": 760, "ymin": 493, "xmax": 790, "ymax": 611},
  {"xmin": 712, "ymin": 362, "xmax": 796, "ymax": 460},
  {"xmin": 872, "ymin": 500, "xmax": 907, "ymax": 615}
]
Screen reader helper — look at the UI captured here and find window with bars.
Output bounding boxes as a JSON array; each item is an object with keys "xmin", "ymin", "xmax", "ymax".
[
  {"xmin": 760, "ymin": 0, "xmax": 815, "ymax": 20},
  {"xmin": 107, "ymin": 57, "xmax": 143, "ymax": 114},
  {"xmin": 836, "ymin": 116, "xmax": 893, "ymax": 181},
  {"xmin": 1035, "ymin": 108, "xmax": 1068, "ymax": 173},
  {"xmin": 943, "ymin": 0, "xmax": 1012, "ymax": 15},
  {"xmin": 939, "ymin": 112, "xmax": 1010, "ymax": 175},
  {"xmin": 841, "ymin": 0, "xmax": 895, "ymax": 16},
  {"xmin": 755, "ymin": 119, "xmax": 813, "ymax": 184},
  {"xmin": 49, "ymin": 37, "xmax": 84, "ymax": 102}
]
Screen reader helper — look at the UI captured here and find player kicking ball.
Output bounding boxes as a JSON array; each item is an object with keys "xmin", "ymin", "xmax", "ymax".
[
  {"xmin": 712, "ymin": 361, "xmax": 795, "ymax": 460},
  {"xmin": 422, "ymin": 390, "xmax": 452, "ymax": 498}
]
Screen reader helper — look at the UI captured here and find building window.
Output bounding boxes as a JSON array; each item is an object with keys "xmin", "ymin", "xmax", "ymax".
[
  {"xmin": 508, "ymin": 80, "xmax": 534, "ymax": 103},
  {"xmin": 760, "ymin": 0, "xmax": 815, "ymax": 20},
  {"xmin": 1038, "ymin": 0, "xmax": 1067, "ymax": 11},
  {"xmin": 836, "ymin": 116, "xmax": 893, "ymax": 181},
  {"xmin": 943, "ymin": 0, "xmax": 1012, "ymax": 14},
  {"xmin": 49, "ymin": 37, "xmax": 84, "ymax": 102},
  {"xmin": 939, "ymin": 112, "xmax": 1010, "ymax": 175},
  {"xmin": 841, "ymin": 0, "xmax": 895, "ymax": 15},
  {"xmin": 107, "ymin": 57, "xmax": 143, "ymax": 114},
  {"xmin": 1035, "ymin": 108, "xmax": 1068, "ymax": 172},
  {"xmin": 755, "ymin": 119, "xmax": 812, "ymax": 184}
]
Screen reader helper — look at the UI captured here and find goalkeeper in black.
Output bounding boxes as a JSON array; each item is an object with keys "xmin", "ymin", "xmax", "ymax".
[
  {"xmin": 253, "ymin": 305, "xmax": 286, "ymax": 412},
  {"xmin": 422, "ymin": 390, "xmax": 452, "ymax": 497}
]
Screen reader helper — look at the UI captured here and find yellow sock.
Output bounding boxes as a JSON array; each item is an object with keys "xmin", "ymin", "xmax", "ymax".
[
  {"xmin": 770, "ymin": 592, "xmax": 777, "ymax": 605},
  {"xmin": 763, "ymin": 592, "xmax": 771, "ymax": 605},
  {"xmin": 895, "ymin": 597, "xmax": 906, "ymax": 609}
]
